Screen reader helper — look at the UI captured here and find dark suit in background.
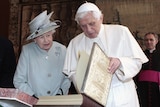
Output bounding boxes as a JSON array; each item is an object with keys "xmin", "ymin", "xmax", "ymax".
[{"xmin": 0, "ymin": 36, "xmax": 16, "ymax": 88}]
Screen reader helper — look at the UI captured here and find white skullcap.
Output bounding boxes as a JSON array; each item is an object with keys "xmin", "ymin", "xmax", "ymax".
[{"xmin": 76, "ymin": 2, "xmax": 100, "ymax": 14}]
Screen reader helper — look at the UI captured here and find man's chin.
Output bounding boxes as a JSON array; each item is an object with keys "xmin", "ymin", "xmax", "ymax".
[{"xmin": 87, "ymin": 34, "xmax": 98, "ymax": 39}]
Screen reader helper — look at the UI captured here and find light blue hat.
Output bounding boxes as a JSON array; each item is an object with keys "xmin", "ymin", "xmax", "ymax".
[{"xmin": 27, "ymin": 10, "xmax": 60, "ymax": 40}]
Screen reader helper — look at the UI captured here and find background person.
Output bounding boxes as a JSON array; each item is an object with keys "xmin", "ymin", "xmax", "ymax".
[
  {"xmin": 63, "ymin": 2, "xmax": 148, "ymax": 107},
  {"xmin": 13, "ymin": 10, "xmax": 70, "ymax": 98},
  {"xmin": 137, "ymin": 32, "xmax": 160, "ymax": 107},
  {"xmin": 0, "ymin": 36, "xmax": 16, "ymax": 88}
]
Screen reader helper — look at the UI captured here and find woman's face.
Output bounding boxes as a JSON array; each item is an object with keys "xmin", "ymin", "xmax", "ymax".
[{"xmin": 34, "ymin": 31, "xmax": 54, "ymax": 51}]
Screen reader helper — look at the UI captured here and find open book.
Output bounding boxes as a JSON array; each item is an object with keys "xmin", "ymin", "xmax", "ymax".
[
  {"xmin": 0, "ymin": 88, "xmax": 38, "ymax": 107},
  {"xmin": 35, "ymin": 94, "xmax": 103, "ymax": 107},
  {"xmin": 74, "ymin": 43, "xmax": 113, "ymax": 106}
]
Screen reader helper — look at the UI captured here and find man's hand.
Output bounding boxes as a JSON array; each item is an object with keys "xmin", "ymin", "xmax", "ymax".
[{"xmin": 108, "ymin": 58, "xmax": 121, "ymax": 74}]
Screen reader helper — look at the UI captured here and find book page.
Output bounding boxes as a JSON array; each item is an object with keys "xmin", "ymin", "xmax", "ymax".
[
  {"xmin": 75, "ymin": 51, "xmax": 89, "ymax": 93},
  {"xmin": 81, "ymin": 43, "xmax": 112, "ymax": 106},
  {"xmin": 36, "ymin": 94, "xmax": 103, "ymax": 107},
  {"xmin": 0, "ymin": 100, "xmax": 29, "ymax": 107},
  {"xmin": 36, "ymin": 94, "xmax": 83, "ymax": 105}
]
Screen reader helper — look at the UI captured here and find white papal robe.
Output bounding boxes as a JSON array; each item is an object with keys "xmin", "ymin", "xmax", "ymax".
[{"xmin": 63, "ymin": 24, "xmax": 148, "ymax": 107}]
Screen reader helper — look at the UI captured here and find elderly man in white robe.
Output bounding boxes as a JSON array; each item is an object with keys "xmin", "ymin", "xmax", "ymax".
[
  {"xmin": 13, "ymin": 10, "xmax": 71, "ymax": 98},
  {"xmin": 63, "ymin": 2, "xmax": 148, "ymax": 107}
]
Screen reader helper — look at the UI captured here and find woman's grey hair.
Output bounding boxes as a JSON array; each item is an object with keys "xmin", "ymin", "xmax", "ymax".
[{"xmin": 75, "ymin": 10, "xmax": 102, "ymax": 24}]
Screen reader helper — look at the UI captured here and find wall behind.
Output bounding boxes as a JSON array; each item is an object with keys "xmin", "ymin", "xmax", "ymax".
[
  {"xmin": 8, "ymin": 0, "xmax": 160, "ymax": 58},
  {"xmin": 96, "ymin": 0, "xmax": 160, "ymax": 49},
  {"xmin": 0, "ymin": 0, "xmax": 10, "ymax": 38}
]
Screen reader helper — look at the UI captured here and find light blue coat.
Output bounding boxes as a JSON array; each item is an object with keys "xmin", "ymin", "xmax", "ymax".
[{"xmin": 14, "ymin": 41, "xmax": 70, "ymax": 97}]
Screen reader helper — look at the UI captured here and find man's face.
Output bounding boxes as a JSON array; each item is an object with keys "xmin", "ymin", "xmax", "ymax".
[
  {"xmin": 78, "ymin": 12, "xmax": 103, "ymax": 38},
  {"xmin": 34, "ymin": 31, "xmax": 53, "ymax": 51},
  {"xmin": 144, "ymin": 34, "xmax": 158, "ymax": 50}
]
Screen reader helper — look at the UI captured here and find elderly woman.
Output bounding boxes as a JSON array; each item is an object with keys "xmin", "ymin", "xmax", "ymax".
[{"xmin": 13, "ymin": 10, "xmax": 70, "ymax": 98}]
